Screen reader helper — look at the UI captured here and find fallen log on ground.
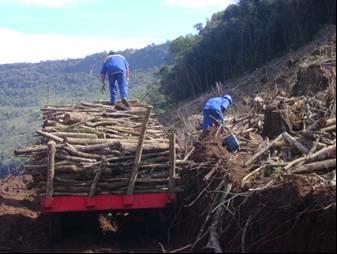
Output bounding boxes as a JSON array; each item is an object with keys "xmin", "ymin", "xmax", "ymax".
[{"xmin": 291, "ymin": 159, "xmax": 336, "ymax": 174}]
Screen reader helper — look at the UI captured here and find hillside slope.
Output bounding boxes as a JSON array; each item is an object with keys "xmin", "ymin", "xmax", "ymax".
[
  {"xmin": 157, "ymin": 0, "xmax": 336, "ymax": 103},
  {"xmin": 0, "ymin": 43, "xmax": 168, "ymax": 107},
  {"xmin": 171, "ymin": 27, "xmax": 336, "ymax": 253},
  {"xmin": 0, "ymin": 29, "xmax": 335, "ymax": 253},
  {"xmin": 172, "ymin": 26, "xmax": 336, "ymax": 130}
]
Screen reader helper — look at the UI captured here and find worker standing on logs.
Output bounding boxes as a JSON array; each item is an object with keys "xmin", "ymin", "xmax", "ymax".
[
  {"xmin": 203, "ymin": 94, "xmax": 233, "ymax": 129},
  {"xmin": 101, "ymin": 50, "xmax": 130, "ymax": 107}
]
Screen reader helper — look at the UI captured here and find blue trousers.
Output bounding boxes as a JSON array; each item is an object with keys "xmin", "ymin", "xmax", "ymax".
[
  {"xmin": 109, "ymin": 72, "xmax": 128, "ymax": 104},
  {"xmin": 203, "ymin": 109, "xmax": 224, "ymax": 129}
]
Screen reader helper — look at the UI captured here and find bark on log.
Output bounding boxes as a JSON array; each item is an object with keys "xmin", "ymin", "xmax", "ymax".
[
  {"xmin": 321, "ymin": 125, "xmax": 337, "ymax": 132},
  {"xmin": 306, "ymin": 144, "xmax": 336, "ymax": 163},
  {"xmin": 15, "ymin": 145, "xmax": 62, "ymax": 155},
  {"xmin": 53, "ymin": 132, "xmax": 98, "ymax": 139},
  {"xmin": 63, "ymin": 138, "xmax": 121, "ymax": 145},
  {"xmin": 282, "ymin": 132, "xmax": 309, "ymax": 154},
  {"xmin": 36, "ymin": 130, "xmax": 64, "ymax": 143},
  {"xmin": 63, "ymin": 137, "xmax": 168, "ymax": 146},
  {"xmin": 42, "ymin": 108, "xmax": 107, "ymax": 113},
  {"xmin": 62, "ymin": 145, "xmax": 103, "ymax": 160},
  {"xmin": 124, "ymin": 143, "xmax": 170, "ymax": 154},
  {"xmin": 80, "ymin": 101, "xmax": 115, "ymax": 110},
  {"xmin": 245, "ymin": 135, "xmax": 283, "ymax": 167},
  {"xmin": 292, "ymin": 159, "xmax": 336, "ymax": 174},
  {"xmin": 74, "ymin": 143, "xmax": 122, "ymax": 152},
  {"xmin": 56, "ymin": 165, "xmax": 84, "ymax": 173},
  {"xmin": 82, "ymin": 151, "xmax": 169, "ymax": 168},
  {"xmin": 24, "ymin": 161, "xmax": 75, "ymax": 170},
  {"xmin": 63, "ymin": 112, "xmax": 90, "ymax": 124},
  {"xmin": 56, "ymin": 153, "xmax": 96, "ymax": 163}
]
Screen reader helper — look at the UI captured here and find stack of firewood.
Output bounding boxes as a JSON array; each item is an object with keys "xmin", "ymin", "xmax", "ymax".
[{"xmin": 15, "ymin": 100, "xmax": 183, "ymax": 196}]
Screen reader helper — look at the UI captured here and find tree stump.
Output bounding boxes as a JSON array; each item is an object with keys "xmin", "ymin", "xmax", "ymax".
[
  {"xmin": 292, "ymin": 64, "xmax": 331, "ymax": 96},
  {"xmin": 262, "ymin": 101, "xmax": 293, "ymax": 139}
]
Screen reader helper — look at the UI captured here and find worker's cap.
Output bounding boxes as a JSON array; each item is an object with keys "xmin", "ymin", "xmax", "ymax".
[
  {"xmin": 223, "ymin": 94, "xmax": 233, "ymax": 105},
  {"xmin": 108, "ymin": 50, "xmax": 116, "ymax": 55}
]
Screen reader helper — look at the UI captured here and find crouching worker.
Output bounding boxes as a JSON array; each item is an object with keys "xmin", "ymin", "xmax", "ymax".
[
  {"xmin": 101, "ymin": 51, "xmax": 130, "ymax": 107},
  {"xmin": 203, "ymin": 94, "xmax": 233, "ymax": 130}
]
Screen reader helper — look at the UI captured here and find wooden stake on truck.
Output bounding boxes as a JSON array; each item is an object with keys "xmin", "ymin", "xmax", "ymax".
[
  {"xmin": 127, "ymin": 106, "xmax": 153, "ymax": 195},
  {"xmin": 169, "ymin": 132, "xmax": 176, "ymax": 194},
  {"xmin": 46, "ymin": 140, "xmax": 56, "ymax": 198}
]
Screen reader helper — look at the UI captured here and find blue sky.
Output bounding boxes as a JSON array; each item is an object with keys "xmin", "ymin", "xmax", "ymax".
[{"xmin": 0, "ymin": 0, "xmax": 235, "ymax": 63}]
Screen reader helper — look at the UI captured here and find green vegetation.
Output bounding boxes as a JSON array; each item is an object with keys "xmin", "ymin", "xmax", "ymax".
[
  {"xmin": 154, "ymin": 0, "xmax": 336, "ymax": 104},
  {"xmin": 0, "ymin": 43, "xmax": 168, "ymax": 174},
  {"xmin": 1, "ymin": 0, "xmax": 336, "ymax": 175}
]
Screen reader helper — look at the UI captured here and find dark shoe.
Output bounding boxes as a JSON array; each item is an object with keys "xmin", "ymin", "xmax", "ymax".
[
  {"xmin": 121, "ymin": 99, "xmax": 130, "ymax": 108},
  {"xmin": 115, "ymin": 103, "xmax": 128, "ymax": 111}
]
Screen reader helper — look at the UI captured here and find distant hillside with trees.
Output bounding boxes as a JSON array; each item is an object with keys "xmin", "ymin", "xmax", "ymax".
[
  {"xmin": 0, "ymin": 43, "xmax": 169, "ymax": 107},
  {"xmin": 2, "ymin": 0, "xmax": 337, "ymax": 175},
  {"xmin": 0, "ymin": 43, "xmax": 168, "ymax": 174}
]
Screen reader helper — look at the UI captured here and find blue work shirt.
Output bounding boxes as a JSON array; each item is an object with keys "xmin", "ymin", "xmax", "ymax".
[
  {"xmin": 101, "ymin": 54, "xmax": 129, "ymax": 77},
  {"xmin": 204, "ymin": 97, "xmax": 232, "ymax": 112}
]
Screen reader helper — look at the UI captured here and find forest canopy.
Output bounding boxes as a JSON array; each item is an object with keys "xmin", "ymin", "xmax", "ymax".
[{"xmin": 157, "ymin": 0, "xmax": 336, "ymax": 103}]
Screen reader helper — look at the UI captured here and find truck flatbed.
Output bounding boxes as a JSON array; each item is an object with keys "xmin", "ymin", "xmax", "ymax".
[{"xmin": 41, "ymin": 193, "xmax": 176, "ymax": 213}]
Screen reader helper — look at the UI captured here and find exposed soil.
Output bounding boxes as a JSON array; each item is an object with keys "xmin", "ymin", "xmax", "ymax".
[
  {"xmin": 0, "ymin": 176, "xmax": 185, "ymax": 253},
  {"xmin": 190, "ymin": 128, "xmax": 254, "ymax": 191},
  {"xmin": 177, "ymin": 127, "xmax": 336, "ymax": 253},
  {"xmin": 191, "ymin": 128, "xmax": 231, "ymax": 163},
  {"xmin": 220, "ymin": 178, "xmax": 337, "ymax": 253},
  {"xmin": 0, "ymin": 175, "xmax": 47, "ymax": 252}
]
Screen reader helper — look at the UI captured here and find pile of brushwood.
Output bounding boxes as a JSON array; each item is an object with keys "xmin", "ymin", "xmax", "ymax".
[
  {"xmin": 15, "ymin": 100, "xmax": 184, "ymax": 196},
  {"xmin": 177, "ymin": 63, "xmax": 336, "ymax": 253}
]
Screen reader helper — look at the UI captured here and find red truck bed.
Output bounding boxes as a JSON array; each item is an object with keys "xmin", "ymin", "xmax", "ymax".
[{"xmin": 41, "ymin": 193, "xmax": 176, "ymax": 214}]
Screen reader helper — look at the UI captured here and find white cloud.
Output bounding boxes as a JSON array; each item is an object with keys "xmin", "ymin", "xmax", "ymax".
[
  {"xmin": 15, "ymin": 0, "xmax": 75, "ymax": 7},
  {"xmin": 163, "ymin": 0, "xmax": 236, "ymax": 9},
  {"xmin": 0, "ymin": 28, "xmax": 157, "ymax": 64},
  {"xmin": 0, "ymin": 0, "xmax": 96, "ymax": 8}
]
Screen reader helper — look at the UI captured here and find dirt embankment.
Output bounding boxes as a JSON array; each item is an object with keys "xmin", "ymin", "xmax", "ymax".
[
  {"xmin": 177, "ymin": 128, "xmax": 336, "ymax": 253},
  {"xmin": 0, "ymin": 175, "xmax": 47, "ymax": 252}
]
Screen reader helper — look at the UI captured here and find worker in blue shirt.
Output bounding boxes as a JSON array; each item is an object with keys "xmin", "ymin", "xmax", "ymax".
[
  {"xmin": 101, "ymin": 51, "xmax": 130, "ymax": 107},
  {"xmin": 203, "ymin": 94, "xmax": 233, "ymax": 129}
]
